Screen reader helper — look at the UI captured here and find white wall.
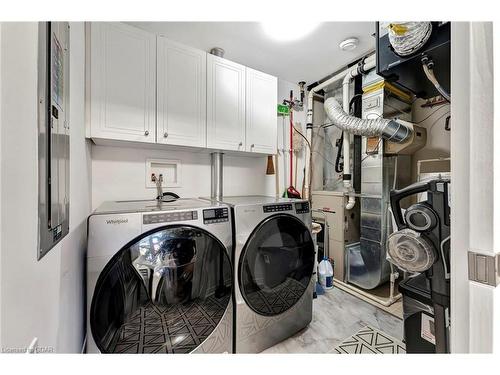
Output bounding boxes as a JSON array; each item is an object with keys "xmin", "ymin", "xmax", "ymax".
[
  {"xmin": 0, "ymin": 21, "xmax": 3, "ymax": 349},
  {"xmin": 92, "ymin": 146, "xmax": 274, "ymax": 208},
  {"xmin": 57, "ymin": 22, "xmax": 92, "ymax": 353},
  {"xmin": 0, "ymin": 22, "xmax": 90, "ymax": 353},
  {"xmin": 91, "ymin": 80, "xmax": 304, "ymax": 208},
  {"xmin": 411, "ymin": 98, "xmax": 451, "ymax": 180}
]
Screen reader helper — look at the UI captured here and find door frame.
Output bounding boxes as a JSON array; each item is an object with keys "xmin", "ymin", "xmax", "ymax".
[{"xmin": 450, "ymin": 21, "xmax": 497, "ymax": 353}]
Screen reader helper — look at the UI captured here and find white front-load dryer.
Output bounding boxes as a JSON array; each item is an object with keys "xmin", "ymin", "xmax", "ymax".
[
  {"xmin": 204, "ymin": 196, "xmax": 315, "ymax": 353},
  {"xmin": 87, "ymin": 199, "xmax": 233, "ymax": 354}
]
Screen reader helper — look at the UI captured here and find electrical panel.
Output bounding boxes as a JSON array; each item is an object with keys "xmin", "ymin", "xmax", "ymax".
[
  {"xmin": 37, "ymin": 22, "xmax": 70, "ymax": 260},
  {"xmin": 376, "ymin": 22, "xmax": 450, "ymax": 99}
]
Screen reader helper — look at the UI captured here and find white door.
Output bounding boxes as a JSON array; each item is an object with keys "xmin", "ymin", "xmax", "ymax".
[
  {"xmin": 450, "ymin": 22, "xmax": 498, "ymax": 353},
  {"xmin": 245, "ymin": 67, "xmax": 277, "ymax": 154},
  {"xmin": 90, "ymin": 22, "xmax": 156, "ymax": 143},
  {"xmin": 157, "ymin": 37, "xmax": 206, "ymax": 147},
  {"xmin": 207, "ymin": 54, "xmax": 246, "ymax": 151}
]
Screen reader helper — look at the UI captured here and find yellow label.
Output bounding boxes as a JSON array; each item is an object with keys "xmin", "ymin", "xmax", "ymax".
[{"xmin": 389, "ymin": 23, "xmax": 408, "ymax": 36}]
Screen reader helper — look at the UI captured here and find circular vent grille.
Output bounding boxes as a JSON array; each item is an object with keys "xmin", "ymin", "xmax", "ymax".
[{"xmin": 387, "ymin": 229, "xmax": 436, "ymax": 272}]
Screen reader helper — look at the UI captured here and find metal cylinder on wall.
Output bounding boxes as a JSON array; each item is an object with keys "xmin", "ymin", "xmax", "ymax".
[{"xmin": 211, "ymin": 152, "xmax": 224, "ymax": 200}]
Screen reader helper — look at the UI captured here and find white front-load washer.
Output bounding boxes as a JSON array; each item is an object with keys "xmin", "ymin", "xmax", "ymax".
[
  {"xmin": 204, "ymin": 196, "xmax": 315, "ymax": 353},
  {"xmin": 86, "ymin": 199, "xmax": 233, "ymax": 354}
]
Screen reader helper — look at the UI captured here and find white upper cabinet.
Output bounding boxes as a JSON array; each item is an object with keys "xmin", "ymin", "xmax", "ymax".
[
  {"xmin": 157, "ymin": 37, "xmax": 207, "ymax": 147},
  {"xmin": 88, "ymin": 22, "xmax": 278, "ymax": 154},
  {"xmin": 90, "ymin": 23, "xmax": 156, "ymax": 142},
  {"xmin": 207, "ymin": 54, "xmax": 246, "ymax": 151},
  {"xmin": 245, "ymin": 67, "xmax": 278, "ymax": 154}
]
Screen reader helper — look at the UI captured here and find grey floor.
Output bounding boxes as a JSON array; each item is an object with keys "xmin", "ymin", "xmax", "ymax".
[{"xmin": 262, "ymin": 286, "xmax": 403, "ymax": 353}]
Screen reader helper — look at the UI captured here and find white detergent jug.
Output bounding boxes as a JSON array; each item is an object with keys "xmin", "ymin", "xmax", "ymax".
[{"xmin": 318, "ymin": 257, "xmax": 334, "ymax": 290}]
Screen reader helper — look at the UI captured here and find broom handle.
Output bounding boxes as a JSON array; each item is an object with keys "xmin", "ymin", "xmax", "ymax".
[{"xmin": 290, "ymin": 110, "xmax": 293, "ymax": 188}]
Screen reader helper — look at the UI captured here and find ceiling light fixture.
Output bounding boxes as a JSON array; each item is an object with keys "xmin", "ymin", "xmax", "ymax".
[
  {"xmin": 261, "ymin": 22, "xmax": 320, "ymax": 42},
  {"xmin": 339, "ymin": 37, "xmax": 359, "ymax": 51}
]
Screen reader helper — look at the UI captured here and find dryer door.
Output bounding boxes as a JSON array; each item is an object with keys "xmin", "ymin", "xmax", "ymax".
[
  {"xmin": 238, "ymin": 214, "xmax": 315, "ymax": 316},
  {"xmin": 90, "ymin": 225, "xmax": 232, "ymax": 353}
]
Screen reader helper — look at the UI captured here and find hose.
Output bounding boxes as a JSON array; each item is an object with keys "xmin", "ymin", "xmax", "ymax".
[
  {"xmin": 422, "ymin": 58, "xmax": 451, "ymax": 102},
  {"xmin": 324, "ymin": 97, "xmax": 412, "ymax": 143},
  {"xmin": 334, "ymin": 132, "xmax": 344, "ymax": 173}
]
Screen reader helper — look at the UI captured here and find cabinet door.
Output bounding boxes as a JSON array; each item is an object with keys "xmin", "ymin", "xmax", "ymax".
[
  {"xmin": 157, "ymin": 37, "xmax": 206, "ymax": 147},
  {"xmin": 245, "ymin": 68, "xmax": 277, "ymax": 154},
  {"xmin": 90, "ymin": 22, "xmax": 156, "ymax": 142},
  {"xmin": 207, "ymin": 55, "xmax": 246, "ymax": 151}
]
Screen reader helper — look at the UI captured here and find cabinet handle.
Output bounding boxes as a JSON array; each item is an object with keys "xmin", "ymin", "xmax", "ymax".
[
  {"xmin": 251, "ymin": 144, "xmax": 255, "ymax": 148},
  {"xmin": 238, "ymin": 141, "xmax": 243, "ymax": 146},
  {"xmin": 164, "ymin": 132, "xmax": 169, "ymax": 138},
  {"xmin": 144, "ymin": 130, "xmax": 149, "ymax": 136}
]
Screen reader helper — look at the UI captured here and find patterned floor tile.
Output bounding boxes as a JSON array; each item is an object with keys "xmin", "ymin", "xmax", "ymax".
[{"xmin": 333, "ymin": 326, "xmax": 406, "ymax": 354}]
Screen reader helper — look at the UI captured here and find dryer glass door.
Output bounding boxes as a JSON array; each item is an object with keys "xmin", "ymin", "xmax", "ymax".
[
  {"xmin": 90, "ymin": 225, "xmax": 232, "ymax": 353},
  {"xmin": 239, "ymin": 214, "xmax": 315, "ymax": 316}
]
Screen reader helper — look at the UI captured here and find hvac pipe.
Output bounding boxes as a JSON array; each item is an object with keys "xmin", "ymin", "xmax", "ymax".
[
  {"xmin": 304, "ymin": 54, "xmax": 376, "ymax": 205},
  {"xmin": 210, "ymin": 152, "xmax": 223, "ymax": 201},
  {"xmin": 323, "ymin": 97, "xmax": 412, "ymax": 141},
  {"xmin": 341, "ymin": 56, "xmax": 375, "ymax": 210},
  {"xmin": 304, "ymin": 64, "xmax": 361, "ymax": 200}
]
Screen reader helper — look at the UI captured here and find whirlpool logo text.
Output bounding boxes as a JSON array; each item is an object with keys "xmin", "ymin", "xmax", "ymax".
[{"xmin": 105, "ymin": 218, "xmax": 128, "ymax": 225}]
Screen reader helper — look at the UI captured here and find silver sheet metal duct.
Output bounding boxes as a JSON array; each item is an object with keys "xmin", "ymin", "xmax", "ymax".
[
  {"xmin": 324, "ymin": 97, "xmax": 412, "ymax": 143},
  {"xmin": 211, "ymin": 152, "xmax": 223, "ymax": 200},
  {"xmin": 346, "ymin": 76, "xmax": 412, "ymax": 291}
]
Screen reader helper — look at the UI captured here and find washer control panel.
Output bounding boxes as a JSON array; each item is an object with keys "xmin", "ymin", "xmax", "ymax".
[
  {"xmin": 263, "ymin": 203, "xmax": 293, "ymax": 213},
  {"xmin": 203, "ymin": 207, "xmax": 229, "ymax": 224},
  {"xmin": 143, "ymin": 210, "xmax": 198, "ymax": 225},
  {"xmin": 295, "ymin": 202, "xmax": 310, "ymax": 214}
]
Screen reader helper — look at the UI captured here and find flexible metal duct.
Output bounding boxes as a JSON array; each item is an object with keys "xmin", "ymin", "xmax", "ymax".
[
  {"xmin": 387, "ymin": 22, "xmax": 432, "ymax": 57},
  {"xmin": 324, "ymin": 97, "xmax": 412, "ymax": 143}
]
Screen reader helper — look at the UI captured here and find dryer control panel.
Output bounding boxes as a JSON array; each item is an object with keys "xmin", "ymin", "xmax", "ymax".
[
  {"xmin": 295, "ymin": 202, "xmax": 310, "ymax": 214},
  {"xmin": 203, "ymin": 207, "xmax": 229, "ymax": 224},
  {"xmin": 143, "ymin": 210, "xmax": 198, "ymax": 225},
  {"xmin": 263, "ymin": 203, "xmax": 293, "ymax": 213}
]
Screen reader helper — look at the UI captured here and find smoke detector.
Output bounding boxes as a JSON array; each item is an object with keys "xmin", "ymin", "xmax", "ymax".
[{"xmin": 339, "ymin": 38, "xmax": 359, "ymax": 51}]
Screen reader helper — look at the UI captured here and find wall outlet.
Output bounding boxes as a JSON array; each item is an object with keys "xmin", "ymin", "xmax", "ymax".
[{"xmin": 145, "ymin": 159, "xmax": 181, "ymax": 188}]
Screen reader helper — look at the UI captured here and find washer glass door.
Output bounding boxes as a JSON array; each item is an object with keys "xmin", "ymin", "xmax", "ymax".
[
  {"xmin": 90, "ymin": 225, "xmax": 232, "ymax": 353},
  {"xmin": 239, "ymin": 214, "xmax": 315, "ymax": 316}
]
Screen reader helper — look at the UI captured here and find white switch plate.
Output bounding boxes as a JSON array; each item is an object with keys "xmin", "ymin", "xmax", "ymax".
[{"xmin": 145, "ymin": 159, "xmax": 181, "ymax": 188}]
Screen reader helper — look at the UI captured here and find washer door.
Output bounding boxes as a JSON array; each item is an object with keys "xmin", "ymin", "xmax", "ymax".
[
  {"xmin": 90, "ymin": 225, "xmax": 232, "ymax": 353},
  {"xmin": 238, "ymin": 214, "xmax": 315, "ymax": 316}
]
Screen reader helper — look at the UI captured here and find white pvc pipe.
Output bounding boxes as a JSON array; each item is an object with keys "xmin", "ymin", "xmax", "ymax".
[
  {"xmin": 342, "ymin": 72, "xmax": 355, "ymax": 209},
  {"xmin": 342, "ymin": 57, "xmax": 377, "ymax": 210},
  {"xmin": 304, "ymin": 55, "xmax": 376, "ymax": 203}
]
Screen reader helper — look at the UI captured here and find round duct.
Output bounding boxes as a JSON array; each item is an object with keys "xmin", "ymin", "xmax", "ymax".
[
  {"xmin": 388, "ymin": 22, "xmax": 432, "ymax": 57},
  {"xmin": 405, "ymin": 204, "xmax": 438, "ymax": 232},
  {"xmin": 323, "ymin": 97, "xmax": 412, "ymax": 143},
  {"xmin": 387, "ymin": 229, "xmax": 436, "ymax": 273}
]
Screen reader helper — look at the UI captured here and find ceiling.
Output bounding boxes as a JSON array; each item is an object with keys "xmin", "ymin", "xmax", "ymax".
[{"xmin": 128, "ymin": 22, "xmax": 376, "ymax": 84}]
